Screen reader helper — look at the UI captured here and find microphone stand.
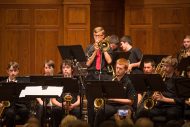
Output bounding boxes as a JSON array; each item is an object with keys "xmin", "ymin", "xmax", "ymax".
[{"xmin": 98, "ymin": 49, "xmax": 103, "ymax": 81}]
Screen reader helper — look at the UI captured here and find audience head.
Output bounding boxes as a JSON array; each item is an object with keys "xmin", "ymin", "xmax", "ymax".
[
  {"xmin": 135, "ymin": 117, "xmax": 153, "ymax": 127},
  {"xmin": 66, "ymin": 119, "xmax": 89, "ymax": 127},
  {"xmin": 60, "ymin": 115, "xmax": 77, "ymax": 127}
]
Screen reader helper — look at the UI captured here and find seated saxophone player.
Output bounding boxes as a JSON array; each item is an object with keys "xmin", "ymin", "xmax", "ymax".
[
  {"xmin": 51, "ymin": 60, "xmax": 80, "ymax": 127},
  {"xmin": 94, "ymin": 58, "xmax": 137, "ymax": 127},
  {"xmin": 135, "ymin": 59, "xmax": 156, "ymax": 119},
  {"xmin": 149, "ymin": 56, "xmax": 184, "ymax": 122},
  {"xmin": 85, "ymin": 26, "xmax": 112, "ymax": 81},
  {"xmin": 0, "ymin": 61, "xmax": 30, "ymax": 127}
]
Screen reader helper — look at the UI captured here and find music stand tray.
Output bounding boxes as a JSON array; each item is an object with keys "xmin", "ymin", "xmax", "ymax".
[{"xmin": 127, "ymin": 74, "xmax": 165, "ymax": 93}]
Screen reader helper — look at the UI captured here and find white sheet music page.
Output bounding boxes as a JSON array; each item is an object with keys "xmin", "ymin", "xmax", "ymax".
[{"xmin": 19, "ymin": 86, "xmax": 63, "ymax": 97}]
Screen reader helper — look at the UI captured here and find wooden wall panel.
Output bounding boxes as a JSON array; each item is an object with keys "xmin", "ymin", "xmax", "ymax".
[
  {"xmin": 5, "ymin": 9, "xmax": 31, "ymax": 27},
  {"xmin": 34, "ymin": 9, "xmax": 59, "ymax": 27},
  {"xmin": 34, "ymin": 30, "xmax": 59, "ymax": 74},
  {"xmin": 90, "ymin": 0, "xmax": 124, "ymax": 40},
  {"xmin": 0, "ymin": 29, "xmax": 31, "ymax": 75},
  {"xmin": 125, "ymin": 0, "xmax": 190, "ymax": 56},
  {"xmin": 0, "ymin": 0, "xmax": 90, "ymax": 76},
  {"xmin": 63, "ymin": 3, "xmax": 90, "ymax": 49}
]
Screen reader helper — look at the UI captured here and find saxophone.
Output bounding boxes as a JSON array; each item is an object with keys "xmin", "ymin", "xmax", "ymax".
[{"xmin": 0, "ymin": 101, "xmax": 10, "ymax": 118}]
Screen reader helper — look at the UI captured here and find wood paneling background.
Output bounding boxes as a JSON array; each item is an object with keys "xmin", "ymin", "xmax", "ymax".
[
  {"xmin": 0, "ymin": 0, "xmax": 190, "ymax": 76},
  {"xmin": 0, "ymin": 0, "xmax": 90, "ymax": 76},
  {"xmin": 125, "ymin": 0, "xmax": 190, "ymax": 55}
]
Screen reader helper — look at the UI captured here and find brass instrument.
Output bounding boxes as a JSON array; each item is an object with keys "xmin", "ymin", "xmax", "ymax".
[
  {"xmin": 0, "ymin": 101, "xmax": 10, "ymax": 117},
  {"xmin": 64, "ymin": 93, "xmax": 73, "ymax": 115},
  {"xmin": 142, "ymin": 59, "xmax": 166, "ymax": 110},
  {"xmin": 98, "ymin": 36, "xmax": 110, "ymax": 52},
  {"xmin": 94, "ymin": 98, "xmax": 105, "ymax": 111}
]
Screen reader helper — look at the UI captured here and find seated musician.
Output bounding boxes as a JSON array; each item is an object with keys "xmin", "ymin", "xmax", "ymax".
[
  {"xmin": 135, "ymin": 59, "xmax": 156, "ymax": 119},
  {"xmin": 35, "ymin": 60, "xmax": 55, "ymax": 126},
  {"xmin": 93, "ymin": 58, "xmax": 137, "ymax": 127},
  {"xmin": 51, "ymin": 59, "xmax": 80, "ymax": 127},
  {"xmin": 149, "ymin": 56, "xmax": 184, "ymax": 122},
  {"xmin": 0, "ymin": 61, "xmax": 30, "ymax": 127}
]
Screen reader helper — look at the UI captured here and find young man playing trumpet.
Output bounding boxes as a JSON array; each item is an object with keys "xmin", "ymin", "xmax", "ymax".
[
  {"xmin": 85, "ymin": 26, "xmax": 112, "ymax": 80},
  {"xmin": 93, "ymin": 58, "xmax": 136, "ymax": 127}
]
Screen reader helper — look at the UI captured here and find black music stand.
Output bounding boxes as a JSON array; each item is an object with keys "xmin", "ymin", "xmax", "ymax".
[
  {"xmin": 27, "ymin": 76, "xmax": 79, "ymax": 127},
  {"xmin": 175, "ymin": 77, "xmax": 190, "ymax": 98},
  {"xmin": 57, "ymin": 45, "xmax": 86, "ymax": 62},
  {"xmin": 177, "ymin": 56, "xmax": 190, "ymax": 73},
  {"xmin": 0, "ymin": 82, "xmax": 26, "ymax": 101},
  {"xmin": 139, "ymin": 54, "xmax": 168, "ymax": 69},
  {"xmin": 127, "ymin": 74, "xmax": 165, "ymax": 93},
  {"xmin": 85, "ymin": 80, "xmax": 126, "ymax": 107}
]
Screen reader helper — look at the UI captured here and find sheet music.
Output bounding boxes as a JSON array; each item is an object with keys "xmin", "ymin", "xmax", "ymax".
[{"xmin": 19, "ymin": 86, "xmax": 63, "ymax": 97}]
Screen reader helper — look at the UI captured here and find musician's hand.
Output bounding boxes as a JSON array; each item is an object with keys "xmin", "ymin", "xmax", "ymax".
[
  {"xmin": 153, "ymin": 92, "xmax": 164, "ymax": 101},
  {"xmin": 68, "ymin": 104, "xmax": 75, "ymax": 111},
  {"xmin": 185, "ymin": 99, "xmax": 190, "ymax": 106},
  {"xmin": 127, "ymin": 64, "xmax": 133, "ymax": 73},
  {"xmin": 0, "ymin": 103, "xmax": 3, "ymax": 107},
  {"xmin": 94, "ymin": 42, "xmax": 99, "ymax": 51}
]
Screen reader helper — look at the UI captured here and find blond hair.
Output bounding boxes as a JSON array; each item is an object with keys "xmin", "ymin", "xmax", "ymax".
[
  {"xmin": 93, "ymin": 27, "xmax": 105, "ymax": 35},
  {"xmin": 60, "ymin": 115, "xmax": 77, "ymax": 127}
]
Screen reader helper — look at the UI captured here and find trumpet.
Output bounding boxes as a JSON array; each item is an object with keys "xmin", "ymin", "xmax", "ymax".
[{"xmin": 98, "ymin": 36, "xmax": 110, "ymax": 52}]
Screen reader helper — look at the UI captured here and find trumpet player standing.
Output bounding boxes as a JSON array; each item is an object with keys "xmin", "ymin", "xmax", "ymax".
[
  {"xmin": 85, "ymin": 26, "xmax": 112, "ymax": 81},
  {"xmin": 149, "ymin": 56, "xmax": 184, "ymax": 122},
  {"xmin": 94, "ymin": 58, "xmax": 136, "ymax": 127}
]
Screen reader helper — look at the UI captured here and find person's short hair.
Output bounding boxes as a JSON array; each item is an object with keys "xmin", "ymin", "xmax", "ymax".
[
  {"xmin": 66, "ymin": 119, "xmax": 89, "ymax": 127},
  {"xmin": 184, "ymin": 35, "xmax": 190, "ymax": 39},
  {"xmin": 109, "ymin": 35, "xmax": 119, "ymax": 45},
  {"xmin": 116, "ymin": 58, "xmax": 129, "ymax": 70},
  {"xmin": 143, "ymin": 59, "xmax": 156, "ymax": 68},
  {"xmin": 135, "ymin": 117, "xmax": 154, "ymax": 127},
  {"xmin": 93, "ymin": 26, "xmax": 105, "ymax": 35},
  {"xmin": 60, "ymin": 115, "xmax": 77, "ymax": 127},
  {"xmin": 44, "ymin": 60, "xmax": 55, "ymax": 68},
  {"xmin": 163, "ymin": 56, "xmax": 178, "ymax": 69},
  {"xmin": 7, "ymin": 61, "xmax": 19, "ymax": 70},
  {"xmin": 120, "ymin": 35, "xmax": 132, "ymax": 45}
]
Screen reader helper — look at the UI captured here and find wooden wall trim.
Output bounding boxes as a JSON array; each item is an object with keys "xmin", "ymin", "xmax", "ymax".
[
  {"xmin": 63, "ymin": 0, "xmax": 91, "ymax": 5},
  {"xmin": 126, "ymin": 0, "xmax": 190, "ymax": 6},
  {"xmin": 0, "ymin": 0, "xmax": 61, "ymax": 4}
]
